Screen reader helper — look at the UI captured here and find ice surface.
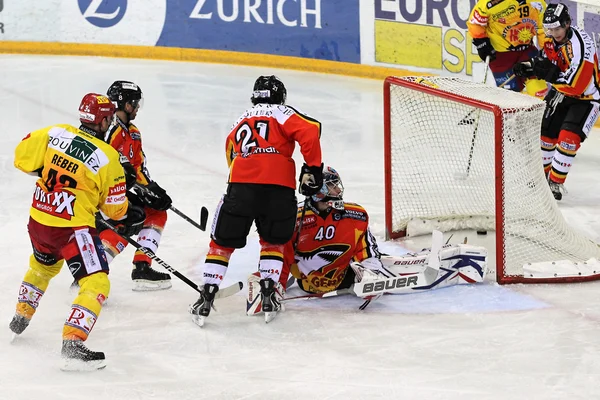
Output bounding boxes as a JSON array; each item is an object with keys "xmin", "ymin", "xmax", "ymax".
[{"xmin": 1, "ymin": 55, "xmax": 599, "ymax": 399}]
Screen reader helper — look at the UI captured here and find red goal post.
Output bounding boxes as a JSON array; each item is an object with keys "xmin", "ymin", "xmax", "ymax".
[{"xmin": 383, "ymin": 76, "xmax": 600, "ymax": 284}]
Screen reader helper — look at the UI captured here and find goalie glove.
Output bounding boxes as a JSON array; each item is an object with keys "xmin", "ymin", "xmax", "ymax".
[{"xmin": 298, "ymin": 163, "xmax": 323, "ymax": 196}]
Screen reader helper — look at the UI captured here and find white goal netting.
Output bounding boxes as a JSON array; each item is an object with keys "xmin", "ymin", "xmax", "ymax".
[{"xmin": 385, "ymin": 76, "xmax": 600, "ymax": 283}]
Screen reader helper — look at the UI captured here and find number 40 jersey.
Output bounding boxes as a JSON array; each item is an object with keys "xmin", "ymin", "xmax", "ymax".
[
  {"xmin": 283, "ymin": 201, "xmax": 382, "ymax": 294},
  {"xmin": 14, "ymin": 124, "xmax": 128, "ymax": 228},
  {"xmin": 225, "ymin": 103, "xmax": 322, "ymax": 189}
]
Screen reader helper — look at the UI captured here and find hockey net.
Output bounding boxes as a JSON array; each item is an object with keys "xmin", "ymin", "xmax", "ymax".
[{"xmin": 384, "ymin": 76, "xmax": 600, "ymax": 284}]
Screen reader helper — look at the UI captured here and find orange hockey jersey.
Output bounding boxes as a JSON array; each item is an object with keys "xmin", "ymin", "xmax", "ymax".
[
  {"xmin": 105, "ymin": 117, "xmax": 152, "ymax": 185},
  {"xmin": 468, "ymin": 0, "xmax": 547, "ymax": 52},
  {"xmin": 225, "ymin": 104, "xmax": 322, "ymax": 189},
  {"xmin": 283, "ymin": 201, "xmax": 381, "ymax": 294},
  {"xmin": 14, "ymin": 124, "xmax": 128, "ymax": 228},
  {"xmin": 540, "ymin": 26, "xmax": 600, "ymax": 100}
]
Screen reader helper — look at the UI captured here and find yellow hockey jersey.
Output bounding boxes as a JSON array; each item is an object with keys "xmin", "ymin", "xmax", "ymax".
[
  {"xmin": 468, "ymin": 0, "xmax": 547, "ymax": 52},
  {"xmin": 14, "ymin": 124, "xmax": 128, "ymax": 228}
]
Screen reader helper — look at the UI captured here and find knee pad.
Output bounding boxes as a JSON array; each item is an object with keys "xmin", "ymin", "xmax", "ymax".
[
  {"xmin": 79, "ymin": 272, "xmax": 111, "ymax": 302},
  {"xmin": 525, "ymin": 79, "xmax": 549, "ymax": 98},
  {"xmin": 557, "ymin": 129, "xmax": 581, "ymax": 154},
  {"xmin": 143, "ymin": 208, "xmax": 168, "ymax": 229}
]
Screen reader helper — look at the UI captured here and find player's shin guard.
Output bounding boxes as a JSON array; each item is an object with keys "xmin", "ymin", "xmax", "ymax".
[
  {"xmin": 63, "ymin": 272, "xmax": 110, "ymax": 342},
  {"xmin": 132, "ymin": 209, "xmax": 167, "ymax": 265},
  {"xmin": 202, "ymin": 241, "xmax": 233, "ymax": 286},
  {"xmin": 549, "ymin": 130, "xmax": 580, "ymax": 184},
  {"xmin": 11, "ymin": 256, "xmax": 63, "ymax": 335},
  {"xmin": 258, "ymin": 241, "xmax": 284, "ymax": 283},
  {"xmin": 541, "ymin": 135, "xmax": 558, "ymax": 176}
]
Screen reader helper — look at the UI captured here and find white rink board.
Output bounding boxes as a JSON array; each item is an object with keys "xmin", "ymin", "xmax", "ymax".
[{"xmin": 0, "ymin": 55, "xmax": 599, "ymax": 399}]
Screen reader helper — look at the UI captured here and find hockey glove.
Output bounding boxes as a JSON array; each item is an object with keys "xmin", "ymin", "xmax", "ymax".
[
  {"xmin": 97, "ymin": 204, "xmax": 146, "ymax": 237},
  {"xmin": 513, "ymin": 60, "xmax": 535, "ymax": 78},
  {"xmin": 139, "ymin": 181, "xmax": 172, "ymax": 211},
  {"xmin": 298, "ymin": 163, "xmax": 323, "ymax": 196},
  {"xmin": 533, "ymin": 58, "xmax": 561, "ymax": 83},
  {"xmin": 472, "ymin": 37, "xmax": 496, "ymax": 62}
]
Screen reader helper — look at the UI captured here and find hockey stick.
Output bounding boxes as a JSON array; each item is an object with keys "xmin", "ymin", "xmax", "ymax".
[
  {"xmin": 501, "ymin": 74, "xmax": 516, "ymax": 88},
  {"xmin": 134, "ymin": 183, "xmax": 209, "ymax": 231},
  {"xmin": 457, "ymin": 56, "xmax": 491, "ymax": 180},
  {"xmin": 282, "ymin": 288, "xmax": 352, "ymax": 302},
  {"xmin": 96, "ymin": 218, "xmax": 242, "ymax": 299}
]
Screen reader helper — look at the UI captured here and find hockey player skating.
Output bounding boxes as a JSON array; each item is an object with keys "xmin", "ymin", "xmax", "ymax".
[
  {"xmin": 9, "ymin": 93, "xmax": 145, "ymax": 371},
  {"xmin": 467, "ymin": 0, "xmax": 549, "ymax": 97},
  {"xmin": 190, "ymin": 75, "xmax": 323, "ymax": 326},
  {"xmin": 513, "ymin": 3, "xmax": 600, "ymax": 200},
  {"xmin": 97, "ymin": 81, "xmax": 174, "ymax": 290},
  {"xmin": 252, "ymin": 167, "xmax": 487, "ymax": 310}
]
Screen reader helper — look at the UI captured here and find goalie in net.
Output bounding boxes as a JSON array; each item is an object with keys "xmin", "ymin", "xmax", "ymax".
[{"xmin": 245, "ymin": 166, "xmax": 487, "ymax": 311}]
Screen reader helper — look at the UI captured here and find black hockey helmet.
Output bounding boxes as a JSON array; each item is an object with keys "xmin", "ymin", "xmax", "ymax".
[
  {"xmin": 543, "ymin": 3, "xmax": 571, "ymax": 30},
  {"xmin": 251, "ymin": 75, "xmax": 287, "ymax": 105},
  {"xmin": 107, "ymin": 80, "xmax": 143, "ymax": 110}
]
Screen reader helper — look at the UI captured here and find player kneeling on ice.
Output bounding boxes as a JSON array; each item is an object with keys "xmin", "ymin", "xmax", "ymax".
[{"xmin": 247, "ymin": 167, "xmax": 488, "ymax": 310}]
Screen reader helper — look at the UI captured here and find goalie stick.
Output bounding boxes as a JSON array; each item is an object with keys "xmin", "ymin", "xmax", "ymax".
[
  {"xmin": 134, "ymin": 183, "xmax": 209, "ymax": 231},
  {"xmin": 96, "ymin": 218, "xmax": 242, "ymax": 299}
]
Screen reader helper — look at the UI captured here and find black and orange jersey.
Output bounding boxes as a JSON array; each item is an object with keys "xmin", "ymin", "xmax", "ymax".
[
  {"xmin": 225, "ymin": 104, "xmax": 322, "ymax": 189},
  {"xmin": 105, "ymin": 117, "xmax": 152, "ymax": 185},
  {"xmin": 468, "ymin": 0, "xmax": 546, "ymax": 52},
  {"xmin": 283, "ymin": 201, "xmax": 381, "ymax": 294},
  {"xmin": 540, "ymin": 26, "xmax": 600, "ymax": 100},
  {"xmin": 14, "ymin": 124, "xmax": 128, "ymax": 228}
]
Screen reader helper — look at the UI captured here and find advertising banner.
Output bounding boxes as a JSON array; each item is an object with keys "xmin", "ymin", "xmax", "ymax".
[
  {"xmin": 370, "ymin": 0, "xmax": 600, "ymax": 77},
  {"xmin": 156, "ymin": 0, "xmax": 360, "ymax": 63}
]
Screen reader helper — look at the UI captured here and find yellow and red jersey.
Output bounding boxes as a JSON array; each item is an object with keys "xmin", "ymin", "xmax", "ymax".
[
  {"xmin": 14, "ymin": 124, "xmax": 128, "ymax": 228},
  {"xmin": 541, "ymin": 26, "xmax": 600, "ymax": 100},
  {"xmin": 468, "ymin": 0, "xmax": 546, "ymax": 52},
  {"xmin": 105, "ymin": 117, "xmax": 152, "ymax": 185},
  {"xmin": 283, "ymin": 201, "xmax": 381, "ymax": 294},
  {"xmin": 225, "ymin": 104, "xmax": 322, "ymax": 189}
]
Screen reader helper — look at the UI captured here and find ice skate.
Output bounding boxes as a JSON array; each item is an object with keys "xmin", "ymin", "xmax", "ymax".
[
  {"xmin": 9, "ymin": 314, "xmax": 30, "ymax": 342},
  {"xmin": 548, "ymin": 180, "xmax": 565, "ymax": 201},
  {"xmin": 131, "ymin": 261, "xmax": 172, "ymax": 291},
  {"xmin": 60, "ymin": 339, "xmax": 106, "ymax": 371},
  {"xmin": 190, "ymin": 284, "xmax": 219, "ymax": 327},
  {"xmin": 259, "ymin": 278, "xmax": 284, "ymax": 323}
]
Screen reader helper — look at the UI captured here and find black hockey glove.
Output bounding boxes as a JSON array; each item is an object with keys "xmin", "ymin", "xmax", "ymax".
[
  {"xmin": 472, "ymin": 37, "xmax": 496, "ymax": 62},
  {"xmin": 139, "ymin": 181, "xmax": 172, "ymax": 211},
  {"xmin": 533, "ymin": 58, "xmax": 561, "ymax": 83},
  {"xmin": 96, "ymin": 204, "xmax": 146, "ymax": 237},
  {"xmin": 298, "ymin": 163, "xmax": 323, "ymax": 196},
  {"xmin": 513, "ymin": 60, "xmax": 535, "ymax": 78}
]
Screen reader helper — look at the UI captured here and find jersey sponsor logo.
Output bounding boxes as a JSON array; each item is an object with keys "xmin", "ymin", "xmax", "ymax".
[
  {"xmin": 342, "ymin": 209, "xmax": 367, "ymax": 221},
  {"xmin": 360, "ymin": 275, "xmax": 420, "ymax": 294},
  {"xmin": 78, "ymin": 0, "xmax": 127, "ymax": 28},
  {"xmin": 492, "ymin": 6, "xmax": 516, "ymax": 21},
  {"xmin": 49, "ymin": 135, "xmax": 104, "ymax": 173},
  {"xmin": 486, "ymin": 0, "xmax": 505, "ymax": 9},
  {"xmin": 502, "ymin": 22, "xmax": 536, "ymax": 44},
  {"xmin": 106, "ymin": 183, "xmax": 127, "ymax": 204},
  {"xmin": 32, "ymin": 184, "xmax": 76, "ymax": 220}
]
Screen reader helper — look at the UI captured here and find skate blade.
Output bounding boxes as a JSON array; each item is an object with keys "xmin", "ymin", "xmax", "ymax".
[
  {"xmin": 264, "ymin": 312, "xmax": 277, "ymax": 323},
  {"xmin": 9, "ymin": 332, "xmax": 19, "ymax": 343},
  {"xmin": 132, "ymin": 280, "xmax": 172, "ymax": 292},
  {"xmin": 191, "ymin": 314, "xmax": 206, "ymax": 328},
  {"xmin": 60, "ymin": 358, "xmax": 107, "ymax": 372}
]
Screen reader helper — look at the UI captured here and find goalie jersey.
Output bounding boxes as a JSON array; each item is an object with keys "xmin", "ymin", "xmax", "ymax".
[
  {"xmin": 14, "ymin": 124, "xmax": 128, "ymax": 228},
  {"xmin": 283, "ymin": 201, "xmax": 381, "ymax": 294},
  {"xmin": 467, "ymin": 0, "xmax": 547, "ymax": 52}
]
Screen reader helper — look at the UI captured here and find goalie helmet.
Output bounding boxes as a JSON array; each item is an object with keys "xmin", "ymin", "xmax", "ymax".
[
  {"xmin": 543, "ymin": 3, "xmax": 571, "ymax": 30},
  {"xmin": 312, "ymin": 166, "xmax": 344, "ymax": 210},
  {"xmin": 107, "ymin": 80, "xmax": 144, "ymax": 110},
  {"xmin": 251, "ymin": 75, "xmax": 287, "ymax": 105},
  {"xmin": 79, "ymin": 93, "xmax": 116, "ymax": 125}
]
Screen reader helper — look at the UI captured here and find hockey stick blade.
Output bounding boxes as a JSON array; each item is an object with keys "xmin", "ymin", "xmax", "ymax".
[
  {"xmin": 200, "ymin": 207, "xmax": 209, "ymax": 231},
  {"xmin": 215, "ymin": 281, "xmax": 243, "ymax": 299}
]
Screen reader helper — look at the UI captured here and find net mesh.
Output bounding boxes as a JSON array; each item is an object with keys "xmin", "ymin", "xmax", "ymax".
[{"xmin": 386, "ymin": 76, "xmax": 600, "ymax": 280}]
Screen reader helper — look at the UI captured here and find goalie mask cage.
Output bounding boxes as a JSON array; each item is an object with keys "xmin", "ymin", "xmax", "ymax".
[{"xmin": 384, "ymin": 76, "xmax": 600, "ymax": 284}]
